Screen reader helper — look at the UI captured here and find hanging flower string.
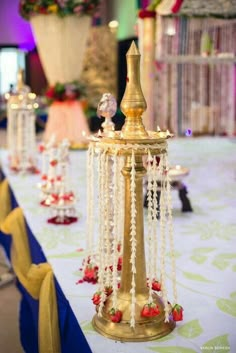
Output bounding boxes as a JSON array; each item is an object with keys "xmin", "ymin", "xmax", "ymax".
[
  {"xmin": 165, "ymin": 154, "xmax": 183, "ymax": 321},
  {"xmin": 111, "ymin": 151, "xmax": 119, "ymax": 310},
  {"xmin": 104, "ymin": 153, "xmax": 112, "ymax": 288},
  {"xmin": 130, "ymin": 149, "xmax": 137, "ymax": 328},
  {"xmin": 146, "ymin": 150, "xmax": 154, "ymax": 303},
  {"xmin": 117, "ymin": 156, "xmax": 125, "ymax": 252},
  {"xmin": 159, "ymin": 153, "xmax": 169, "ymax": 322},
  {"xmin": 97, "ymin": 149, "xmax": 108, "ymax": 316},
  {"xmin": 151, "ymin": 155, "xmax": 159, "ymax": 284},
  {"xmin": 86, "ymin": 139, "xmax": 182, "ymax": 326},
  {"xmin": 86, "ymin": 144, "xmax": 95, "ymax": 252}
]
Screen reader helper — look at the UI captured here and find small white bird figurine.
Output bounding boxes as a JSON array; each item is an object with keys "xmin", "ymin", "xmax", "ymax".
[
  {"xmin": 97, "ymin": 93, "xmax": 117, "ymax": 135},
  {"xmin": 97, "ymin": 93, "xmax": 117, "ymax": 119}
]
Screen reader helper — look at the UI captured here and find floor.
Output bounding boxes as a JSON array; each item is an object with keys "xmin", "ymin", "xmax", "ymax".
[{"xmin": 0, "ymin": 129, "xmax": 24, "ymax": 353}]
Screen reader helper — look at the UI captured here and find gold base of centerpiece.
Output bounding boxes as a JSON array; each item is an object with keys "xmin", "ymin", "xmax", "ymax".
[{"xmin": 92, "ymin": 292, "xmax": 175, "ymax": 342}]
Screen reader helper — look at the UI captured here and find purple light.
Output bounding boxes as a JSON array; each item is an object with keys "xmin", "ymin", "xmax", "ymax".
[
  {"xmin": 19, "ymin": 42, "xmax": 36, "ymax": 52},
  {"xmin": 185, "ymin": 129, "xmax": 192, "ymax": 137}
]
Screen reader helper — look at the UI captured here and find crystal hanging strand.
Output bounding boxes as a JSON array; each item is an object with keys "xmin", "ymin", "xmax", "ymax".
[
  {"xmin": 159, "ymin": 153, "xmax": 169, "ymax": 322},
  {"xmin": 165, "ymin": 153, "xmax": 177, "ymax": 305},
  {"xmin": 112, "ymin": 150, "xmax": 119, "ymax": 309},
  {"xmin": 146, "ymin": 149, "xmax": 154, "ymax": 302},
  {"xmin": 130, "ymin": 149, "xmax": 137, "ymax": 328}
]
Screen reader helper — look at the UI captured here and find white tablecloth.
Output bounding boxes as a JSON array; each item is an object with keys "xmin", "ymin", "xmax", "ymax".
[{"xmin": 1, "ymin": 137, "xmax": 236, "ymax": 353}]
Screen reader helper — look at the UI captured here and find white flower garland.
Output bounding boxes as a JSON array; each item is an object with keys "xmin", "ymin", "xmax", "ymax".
[
  {"xmin": 151, "ymin": 155, "xmax": 159, "ymax": 281},
  {"xmin": 159, "ymin": 153, "xmax": 169, "ymax": 322},
  {"xmin": 117, "ymin": 155, "xmax": 125, "ymax": 253},
  {"xmin": 165, "ymin": 154, "xmax": 178, "ymax": 305},
  {"xmin": 146, "ymin": 150, "xmax": 154, "ymax": 303},
  {"xmin": 111, "ymin": 151, "xmax": 119, "ymax": 309},
  {"xmin": 130, "ymin": 149, "xmax": 137, "ymax": 328},
  {"xmin": 97, "ymin": 149, "xmax": 107, "ymax": 316},
  {"xmin": 88, "ymin": 141, "xmax": 177, "ymax": 327},
  {"xmin": 86, "ymin": 145, "xmax": 95, "ymax": 252},
  {"xmin": 104, "ymin": 153, "xmax": 112, "ymax": 288}
]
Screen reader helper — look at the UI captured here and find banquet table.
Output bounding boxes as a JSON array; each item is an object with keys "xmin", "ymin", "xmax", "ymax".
[{"xmin": 0, "ymin": 137, "xmax": 236, "ymax": 353}]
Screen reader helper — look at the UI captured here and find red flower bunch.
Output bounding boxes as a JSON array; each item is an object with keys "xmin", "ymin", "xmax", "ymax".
[
  {"xmin": 83, "ymin": 264, "xmax": 98, "ymax": 283},
  {"xmin": 138, "ymin": 9, "xmax": 156, "ymax": 19},
  {"xmin": 151, "ymin": 280, "xmax": 161, "ymax": 291},
  {"xmin": 141, "ymin": 303, "xmax": 160, "ymax": 317},
  {"xmin": 109, "ymin": 308, "xmax": 122, "ymax": 323},
  {"xmin": 45, "ymin": 81, "xmax": 85, "ymax": 105},
  {"xmin": 172, "ymin": 304, "xmax": 183, "ymax": 321},
  {"xmin": 92, "ymin": 291, "xmax": 101, "ymax": 305},
  {"xmin": 104, "ymin": 286, "xmax": 113, "ymax": 296}
]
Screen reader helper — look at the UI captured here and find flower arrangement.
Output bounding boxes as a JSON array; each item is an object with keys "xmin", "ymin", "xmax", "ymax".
[
  {"xmin": 19, "ymin": 0, "xmax": 100, "ymax": 20},
  {"xmin": 45, "ymin": 81, "xmax": 85, "ymax": 104}
]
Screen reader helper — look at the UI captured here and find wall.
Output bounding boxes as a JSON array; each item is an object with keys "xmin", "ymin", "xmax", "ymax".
[{"xmin": 0, "ymin": 0, "xmax": 35, "ymax": 50}]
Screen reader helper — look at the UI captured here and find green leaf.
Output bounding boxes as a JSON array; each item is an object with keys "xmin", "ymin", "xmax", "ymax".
[
  {"xmin": 230, "ymin": 292, "xmax": 236, "ymax": 301},
  {"xmin": 48, "ymin": 251, "xmax": 84, "ymax": 259},
  {"xmin": 183, "ymin": 271, "xmax": 213, "ymax": 282},
  {"xmin": 81, "ymin": 321, "xmax": 95, "ymax": 333},
  {"xmin": 190, "ymin": 254, "xmax": 207, "ymax": 264},
  {"xmin": 232, "ymin": 264, "xmax": 236, "ymax": 272},
  {"xmin": 193, "ymin": 247, "xmax": 215, "ymax": 254},
  {"xmin": 177, "ymin": 319, "xmax": 203, "ymax": 338},
  {"xmin": 212, "ymin": 260, "xmax": 229, "ymax": 270},
  {"xmin": 148, "ymin": 346, "xmax": 197, "ymax": 353},
  {"xmin": 202, "ymin": 334, "xmax": 230, "ymax": 353},
  {"xmin": 154, "ymin": 333, "xmax": 175, "ymax": 342},
  {"xmin": 216, "ymin": 298, "xmax": 236, "ymax": 317},
  {"xmin": 212, "ymin": 253, "xmax": 236, "ymax": 270}
]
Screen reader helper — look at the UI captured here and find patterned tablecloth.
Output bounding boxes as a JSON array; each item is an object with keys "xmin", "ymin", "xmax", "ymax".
[{"xmin": 1, "ymin": 137, "xmax": 236, "ymax": 353}]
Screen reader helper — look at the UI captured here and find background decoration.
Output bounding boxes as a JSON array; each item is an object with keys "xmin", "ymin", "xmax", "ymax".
[
  {"xmin": 19, "ymin": 0, "xmax": 100, "ymax": 145},
  {"xmin": 6, "ymin": 69, "xmax": 38, "ymax": 173},
  {"xmin": 80, "ymin": 25, "xmax": 118, "ymax": 108},
  {"xmin": 139, "ymin": 0, "xmax": 236, "ymax": 136},
  {"xmin": 138, "ymin": 8, "xmax": 156, "ymax": 130}
]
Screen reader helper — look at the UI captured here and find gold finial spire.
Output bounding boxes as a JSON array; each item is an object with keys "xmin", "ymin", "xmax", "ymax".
[
  {"xmin": 126, "ymin": 40, "xmax": 140, "ymax": 56},
  {"xmin": 120, "ymin": 41, "xmax": 148, "ymax": 139}
]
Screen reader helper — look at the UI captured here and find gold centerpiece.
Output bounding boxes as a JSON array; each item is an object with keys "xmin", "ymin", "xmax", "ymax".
[{"xmin": 88, "ymin": 41, "xmax": 179, "ymax": 341}]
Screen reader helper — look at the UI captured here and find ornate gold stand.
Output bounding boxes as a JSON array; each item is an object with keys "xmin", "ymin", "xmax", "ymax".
[{"xmin": 92, "ymin": 42, "xmax": 175, "ymax": 341}]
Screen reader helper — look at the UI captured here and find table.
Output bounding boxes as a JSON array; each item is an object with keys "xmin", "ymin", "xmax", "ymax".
[{"xmin": 1, "ymin": 137, "xmax": 236, "ymax": 353}]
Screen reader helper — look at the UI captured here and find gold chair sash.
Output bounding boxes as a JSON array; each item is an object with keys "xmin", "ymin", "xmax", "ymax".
[
  {"xmin": 1, "ymin": 207, "xmax": 61, "ymax": 353},
  {"xmin": 0, "ymin": 179, "xmax": 11, "ymax": 226}
]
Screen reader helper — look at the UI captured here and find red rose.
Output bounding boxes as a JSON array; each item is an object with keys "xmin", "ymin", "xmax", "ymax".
[
  {"xmin": 50, "ymin": 159, "xmax": 58, "ymax": 167},
  {"xmin": 83, "ymin": 265, "xmax": 98, "ymax": 283},
  {"xmin": 172, "ymin": 304, "xmax": 183, "ymax": 321},
  {"xmin": 152, "ymin": 280, "xmax": 161, "ymax": 291},
  {"xmin": 109, "ymin": 308, "xmax": 122, "ymax": 323},
  {"xmin": 141, "ymin": 303, "xmax": 160, "ymax": 318},
  {"xmin": 104, "ymin": 286, "xmax": 113, "ymax": 296},
  {"xmin": 138, "ymin": 9, "xmax": 156, "ymax": 19},
  {"xmin": 38, "ymin": 144, "xmax": 45, "ymax": 153},
  {"xmin": 92, "ymin": 292, "xmax": 101, "ymax": 305},
  {"xmin": 117, "ymin": 256, "xmax": 122, "ymax": 271},
  {"xmin": 84, "ymin": 266, "xmax": 96, "ymax": 280},
  {"xmin": 45, "ymin": 87, "xmax": 55, "ymax": 99},
  {"xmin": 41, "ymin": 174, "xmax": 47, "ymax": 181}
]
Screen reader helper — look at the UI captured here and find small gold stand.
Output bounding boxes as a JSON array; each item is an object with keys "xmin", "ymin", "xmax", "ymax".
[{"xmin": 92, "ymin": 42, "xmax": 175, "ymax": 341}]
